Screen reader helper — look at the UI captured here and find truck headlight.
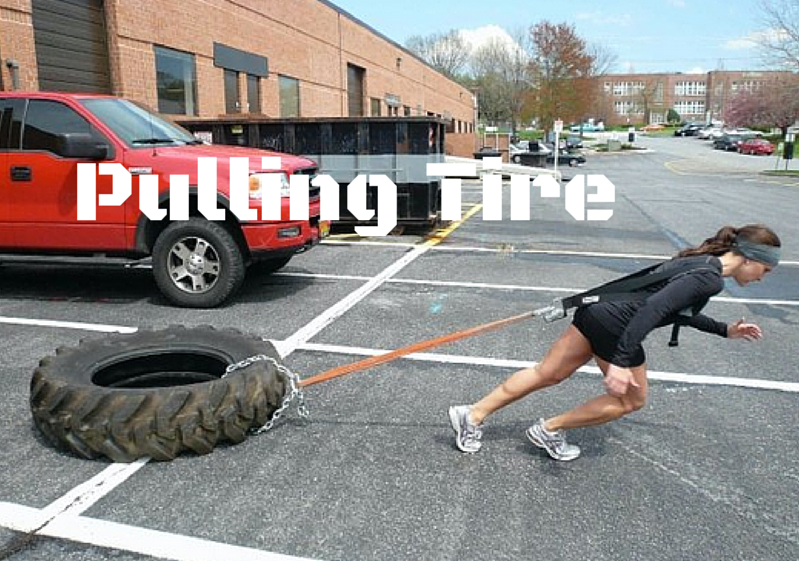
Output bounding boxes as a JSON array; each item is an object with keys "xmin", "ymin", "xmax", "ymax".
[{"xmin": 249, "ymin": 172, "xmax": 290, "ymax": 199}]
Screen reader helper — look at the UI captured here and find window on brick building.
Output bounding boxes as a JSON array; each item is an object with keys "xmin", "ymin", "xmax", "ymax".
[
  {"xmin": 224, "ymin": 69, "xmax": 240, "ymax": 113},
  {"xmin": 247, "ymin": 75, "xmax": 261, "ymax": 113},
  {"xmin": 371, "ymin": 98, "xmax": 382, "ymax": 116},
  {"xmin": 279, "ymin": 75, "xmax": 300, "ymax": 117},
  {"xmin": 403, "ymin": 105, "xmax": 411, "ymax": 116},
  {"xmin": 154, "ymin": 46, "xmax": 198, "ymax": 115}
]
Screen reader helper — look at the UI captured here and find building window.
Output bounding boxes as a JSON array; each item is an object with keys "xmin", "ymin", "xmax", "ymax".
[
  {"xmin": 403, "ymin": 105, "xmax": 411, "ymax": 116},
  {"xmin": 612, "ymin": 81, "xmax": 645, "ymax": 96},
  {"xmin": 279, "ymin": 75, "xmax": 300, "ymax": 117},
  {"xmin": 154, "ymin": 46, "xmax": 198, "ymax": 115},
  {"xmin": 247, "ymin": 75, "xmax": 261, "ymax": 113},
  {"xmin": 371, "ymin": 97, "xmax": 382, "ymax": 116},
  {"xmin": 673, "ymin": 100, "xmax": 705, "ymax": 115},
  {"xmin": 731, "ymin": 80, "xmax": 762, "ymax": 93},
  {"xmin": 614, "ymin": 100, "xmax": 644, "ymax": 115},
  {"xmin": 674, "ymin": 81, "xmax": 706, "ymax": 96},
  {"xmin": 224, "ymin": 69, "xmax": 240, "ymax": 113}
]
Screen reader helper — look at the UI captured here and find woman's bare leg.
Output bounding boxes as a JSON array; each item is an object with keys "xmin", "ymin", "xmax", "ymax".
[
  {"xmin": 544, "ymin": 358, "xmax": 648, "ymax": 431},
  {"xmin": 469, "ymin": 325, "xmax": 593, "ymax": 425}
]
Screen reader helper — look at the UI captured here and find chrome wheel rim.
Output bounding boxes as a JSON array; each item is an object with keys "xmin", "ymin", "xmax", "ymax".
[{"xmin": 166, "ymin": 236, "xmax": 221, "ymax": 294}]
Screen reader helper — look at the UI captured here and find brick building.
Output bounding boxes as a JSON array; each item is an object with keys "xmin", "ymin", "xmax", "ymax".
[
  {"xmin": 599, "ymin": 70, "xmax": 794, "ymax": 126},
  {"xmin": 0, "ymin": 0, "xmax": 477, "ymax": 155}
]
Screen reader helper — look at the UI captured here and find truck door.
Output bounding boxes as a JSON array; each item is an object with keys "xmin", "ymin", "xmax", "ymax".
[
  {"xmin": 0, "ymin": 100, "xmax": 9, "ymax": 244},
  {"xmin": 7, "ymin": 98, "xmax": 124, "ymax": 251}
]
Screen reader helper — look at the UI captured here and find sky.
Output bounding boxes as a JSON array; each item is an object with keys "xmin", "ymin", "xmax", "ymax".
[{"xmin": 329, "ymin": 0, "xmax": 778, "ymax": 74}]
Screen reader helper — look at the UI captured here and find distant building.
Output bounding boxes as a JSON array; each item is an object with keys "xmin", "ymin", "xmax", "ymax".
[
  {"xmin": 0, "ymin": 0, "xmax": 476, "ymax": 156},
  {"xmin": 599, "ymin": 70, "xmax": 795, "ymax": 126}
]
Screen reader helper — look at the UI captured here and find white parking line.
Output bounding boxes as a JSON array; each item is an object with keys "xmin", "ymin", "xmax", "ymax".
[
  {"xmin": 323, "ymin": 240, "xmax": 799, "ymax": 266},
  {"xmin": 298, "ymin": 342, "xmax": 799, "ymax": 393},
  {"xmin": 0, "ymin": 502, "xmax": 321, "ymax": 561},
  {"xmin": 276, "ymin": 272, "xmax": 799, "ymax": 307},
  {"xmin": 277, "ymin": 204, "xmax": 483, "ymax": 357},
  {"xmin": 0, "ymin": 316, "xmax": 137, "ymax": 333}
]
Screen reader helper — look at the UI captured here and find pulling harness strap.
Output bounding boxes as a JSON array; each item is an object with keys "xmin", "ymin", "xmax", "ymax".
[{"xmin": 554, "ymin": 256, "xmax": 719, "ymax": 347}]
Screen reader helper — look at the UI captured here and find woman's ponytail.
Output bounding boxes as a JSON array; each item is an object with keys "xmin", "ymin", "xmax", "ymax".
[{"xmin": 678, "ymin": 226, "xmax": 739, "ymax": 258}]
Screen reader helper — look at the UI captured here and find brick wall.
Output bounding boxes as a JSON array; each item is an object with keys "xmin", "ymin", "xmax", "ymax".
[
  {"xmin": 0, "ymin": 0, "xmax": 37, "ymax": 90},
  {"xmin": 0, "ymin": 0, "xmax": 476, "ymax": 152}
]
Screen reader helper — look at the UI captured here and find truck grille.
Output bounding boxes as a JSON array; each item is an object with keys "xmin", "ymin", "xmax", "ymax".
[{"xmin": 293, "ymin": 167, "xmax": 320, "ymax": 199}]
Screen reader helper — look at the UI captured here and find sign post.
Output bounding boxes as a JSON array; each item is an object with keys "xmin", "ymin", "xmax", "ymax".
[{"xmin": 553, "ymin": 120, "xmax": 563, "ymax": 178}]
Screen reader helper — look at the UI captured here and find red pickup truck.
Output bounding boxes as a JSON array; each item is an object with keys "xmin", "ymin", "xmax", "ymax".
[{"xmin": 0, "ymin": 92, "xmax": 327, "ymax": 307}]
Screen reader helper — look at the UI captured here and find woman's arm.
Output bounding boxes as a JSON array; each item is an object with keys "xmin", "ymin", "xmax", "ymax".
[{"xmin": 611, "ymin": 271, "xmax": 724, "ymax": 366}]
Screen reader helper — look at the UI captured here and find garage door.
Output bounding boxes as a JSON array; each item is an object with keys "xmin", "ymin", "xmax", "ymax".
[{"xmin": 31, "ymin": 0, "xmax": 111, "ymax": 93}]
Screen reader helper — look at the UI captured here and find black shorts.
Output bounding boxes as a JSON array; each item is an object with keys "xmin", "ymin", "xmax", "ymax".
[{"xmin": 572, "ymin": 306, "xmax": 646, "ymax": 367}]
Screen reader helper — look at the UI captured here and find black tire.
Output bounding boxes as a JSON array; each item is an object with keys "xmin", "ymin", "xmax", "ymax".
[
  {"xmin": 250, "ymin": 255, "xmax": 292, "ymax": 275},
  {"xmin": 512, "ymin": 155, "xmax": 521, "ymax": 164},
  {"xmin": 152, "ymin": 218, "xmax": 246, "ymax": 308},
  {"xmin": 30, "ymin": 326, "xmax": 287, "ymax": 462},
  {"xmin": 568, "ymin": 158, "xmax": 578, "ymax": 167}
]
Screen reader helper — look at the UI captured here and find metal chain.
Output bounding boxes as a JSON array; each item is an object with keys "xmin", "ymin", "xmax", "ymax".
[{"xmin": 224, "ymin": 354, "xmax": 309, "ymax": 434}]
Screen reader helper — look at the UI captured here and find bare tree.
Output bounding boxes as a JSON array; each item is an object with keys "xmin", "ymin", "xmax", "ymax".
[
  {"xmin": 757, "ymin": 0, "xmax": 799, "ymax": 70},
  {"xmin": 469, "ymin": 31, "xmax": 531, "ymax": 133},
  {"xmin": 405, "ymin": 30, "xmax": 471, "ymax": 80}
]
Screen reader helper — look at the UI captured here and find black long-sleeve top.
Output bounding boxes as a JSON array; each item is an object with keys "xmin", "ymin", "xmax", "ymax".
[{"xmin": 600, "ymin": 256, "xmax": 729, "ymax": 366}]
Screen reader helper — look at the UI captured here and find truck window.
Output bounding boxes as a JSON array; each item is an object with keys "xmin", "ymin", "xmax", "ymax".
[
  {"xmin": 0, "ymin": 99, "xmax": 25, "ymax": 150},
  {"xmin": 22, "ymin": 100, "xmax": 105, "ymax": 156},
  {"xmin": 0, "ymin": 100, "xmax": 9, "ymax": 149}
]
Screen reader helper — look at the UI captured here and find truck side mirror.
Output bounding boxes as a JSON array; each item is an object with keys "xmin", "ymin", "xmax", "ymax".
[{"xmin": 56, "ymin": 133, "xmax": 111, "ymax": 160}]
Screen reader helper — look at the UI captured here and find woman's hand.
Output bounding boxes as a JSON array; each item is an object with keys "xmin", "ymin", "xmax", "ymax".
[
  {"xmin": 604, "ymin": 365, "xmax": 640, "ymax": 397},
  {"xmin": 728, "ymin": 318, "xmax": 763, "ymax": 341}
]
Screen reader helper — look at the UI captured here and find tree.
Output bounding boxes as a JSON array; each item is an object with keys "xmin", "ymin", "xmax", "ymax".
[
  {"xmin": 757, "ymin": 0, "xmax": 799, "ymax": 71},
  {"xmin": 527, "ymin": 22, "xmax": 596, "ymax": 134},
  {"xmin": 470, "ymin": 32, "xmax": 531, "ymax": 133},
  {"xmin": 405, "ymin": 30, "xmax": 471, "ymax": 81},
  {"xmin": 723, "ymin": 75, "xmax": 799, "ymax": 135},
  {"xmin": 667, "ymin": 108, "xmax": 681, "ymax": 123}
]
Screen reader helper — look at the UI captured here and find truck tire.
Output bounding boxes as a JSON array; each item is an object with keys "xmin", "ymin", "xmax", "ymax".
[
  {"xmin": 152, "ymin": 218, "xmax": 246, "ymax": 308},
  {"xmin": 30, "ymin": 327, "xmax": 286, "ymax": 462}
]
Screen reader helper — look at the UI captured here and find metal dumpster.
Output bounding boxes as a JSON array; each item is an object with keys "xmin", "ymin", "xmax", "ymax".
[{"xmin": 178, "ymin": 117, "xmax": 447, "ymax": 229}]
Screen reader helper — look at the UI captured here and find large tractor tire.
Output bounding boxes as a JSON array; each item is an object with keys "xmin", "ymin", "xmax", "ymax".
[{"xmin": 30, "ymin": 327, "xmax": 286, "ymax": 462}]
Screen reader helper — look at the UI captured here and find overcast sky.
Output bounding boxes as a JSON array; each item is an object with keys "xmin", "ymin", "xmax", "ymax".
[{"xmin": 330, "ymin": 0, "xmax": 778, "ymax": 74}]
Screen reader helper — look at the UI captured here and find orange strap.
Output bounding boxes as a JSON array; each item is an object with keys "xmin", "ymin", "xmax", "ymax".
[{"xmin": 299, "ymin": 310, "xmax": 537, "ymax": 387}]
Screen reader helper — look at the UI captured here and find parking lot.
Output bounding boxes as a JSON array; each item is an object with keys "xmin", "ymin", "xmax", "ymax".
[{"xmin": 1, "ymin": 139, "xmax": 799, "ymax": 561}]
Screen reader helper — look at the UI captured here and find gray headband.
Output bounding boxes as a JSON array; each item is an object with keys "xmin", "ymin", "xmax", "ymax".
[{"xmin": 734, "ymin": 238, "xmax": 781, "ymax": 267}]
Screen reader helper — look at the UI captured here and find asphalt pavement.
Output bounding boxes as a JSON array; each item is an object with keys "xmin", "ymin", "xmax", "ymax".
[{"xmin": 1, "ymin": 136, "xmax": 798, "ymax": 561}]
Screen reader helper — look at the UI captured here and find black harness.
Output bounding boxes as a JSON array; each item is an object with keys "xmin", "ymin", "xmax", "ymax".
[{"xmin": 555, "ymin": 256, "xmax": 719, "ymax": 347}]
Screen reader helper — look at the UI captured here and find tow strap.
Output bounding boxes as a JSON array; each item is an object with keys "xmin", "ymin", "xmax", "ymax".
[{"xmin": 300, "ymin": 257, "xmax": 716, "ymax": 387}]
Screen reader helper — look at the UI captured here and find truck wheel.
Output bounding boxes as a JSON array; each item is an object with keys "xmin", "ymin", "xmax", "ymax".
[
  {"xmin": 152, "ymin": 218, "xmax": 245, "ymax": 308},
  {"xmin": 250, "ymin": 256, "xmax": 292, "ymax": 275},
  {"xmin": 568, "ymin": 158, "xmax": 578, "ymax": 167},
  {"xmin": 29, "ymin": 327, "xmax": 286, "ymax": 462}
]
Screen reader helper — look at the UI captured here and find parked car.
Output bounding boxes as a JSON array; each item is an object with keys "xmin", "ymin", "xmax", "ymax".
[
  {"xmin": 674, "ymin": 122, "xmax": 703, "ymax": 136},
  {"xmin": 713, "ymin": 133, "xmax": 756, "ymax": 151},
  {"xmin": 0, "ymin": 92, "xmax": 328, "ymax": 307},
  {"xmin": 739, "ymin": 138, "xmax": 775, "ymax": 155},
  {"xmin": 541, "ymin": 144, "xmax": 586, "ymax": 167},
  {"xmin": 570, "ymin": 122, "xmax": 604, "ymax": 133},
  {"xmin": 698, "ymin": 126, "xmax": 723, "ymax": 140},
  {"xmin": 509, "ymin": 140, "xmax": 551, "ymax": 163}
]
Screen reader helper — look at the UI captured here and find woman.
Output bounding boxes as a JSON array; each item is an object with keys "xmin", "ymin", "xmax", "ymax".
[{"xmin": 449, "ymin": 224, "xmax": 781, "ymax": 461}]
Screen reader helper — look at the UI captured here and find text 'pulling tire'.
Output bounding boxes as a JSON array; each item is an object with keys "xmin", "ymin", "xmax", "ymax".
[{"xmin": 30, "ymin": 327, "xmax": 286, "ymax": 462}]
